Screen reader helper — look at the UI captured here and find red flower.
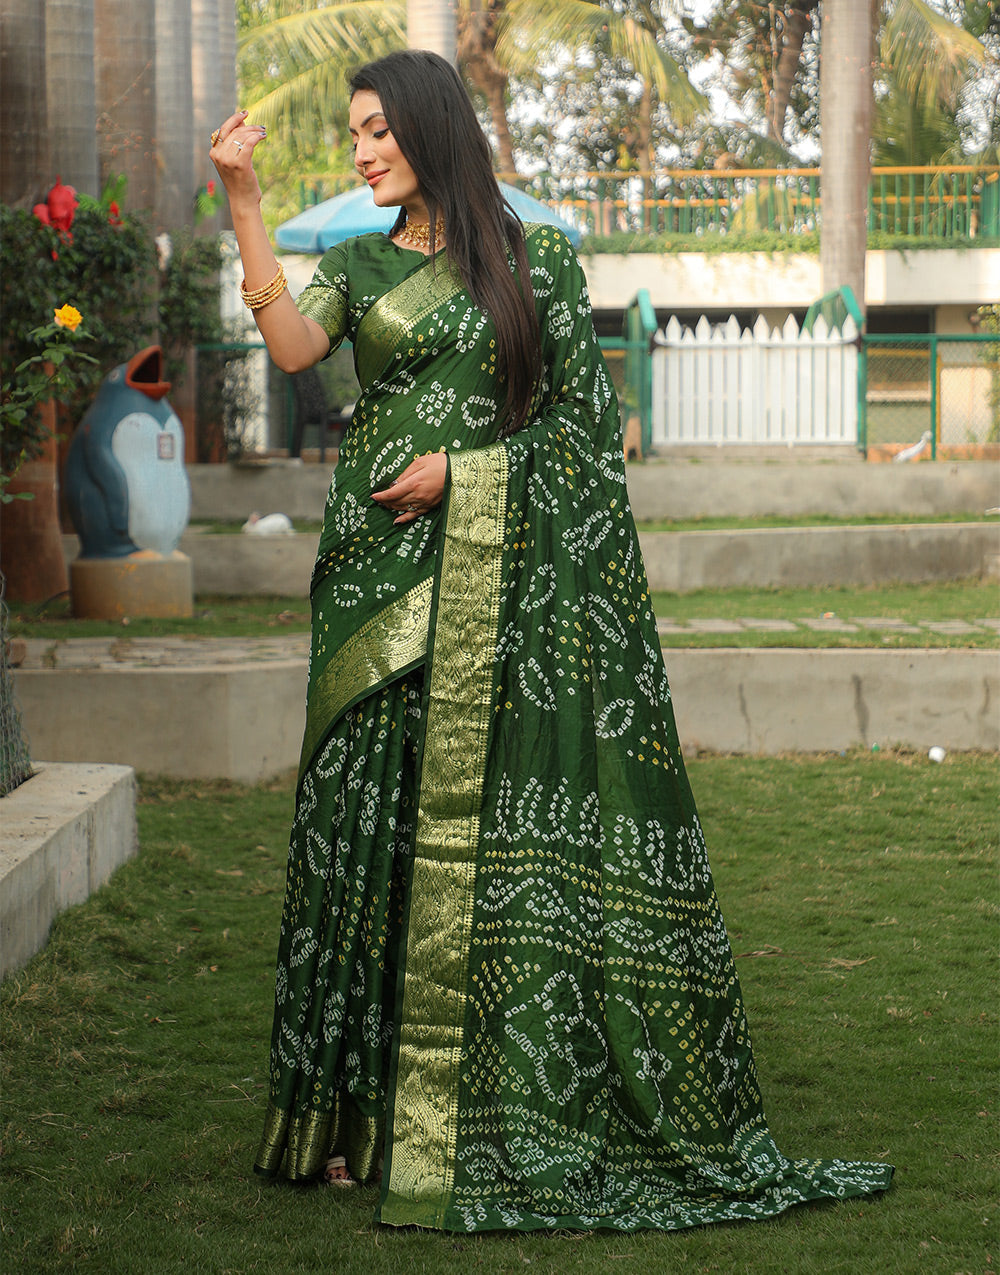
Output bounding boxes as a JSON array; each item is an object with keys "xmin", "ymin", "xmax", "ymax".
[
  {"xmin": 207, "ymin": 180, "xmax": 216, "ymax": 197},
  {"xmin": 108, "ymin": 200, "xmax": 122, "ymax": 226},
  {"xmin": 33, "ymin": 177, "xmax": 79, "ymax": 241}
]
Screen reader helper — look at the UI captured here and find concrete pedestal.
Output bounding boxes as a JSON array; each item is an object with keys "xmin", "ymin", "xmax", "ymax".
[{"xmin": 71, "ymin": 551, "xmax": 193, "ymax": 619}]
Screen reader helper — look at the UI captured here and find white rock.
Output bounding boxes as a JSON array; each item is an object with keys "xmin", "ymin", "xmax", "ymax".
[{"xmin": 242, "ymin": 512, "xmax": 294, "ymax": 535}]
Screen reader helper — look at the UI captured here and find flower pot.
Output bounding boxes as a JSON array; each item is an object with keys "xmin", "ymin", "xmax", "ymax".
[{"xmin": 0, "ymin": 423, "xmax": 70, "ymax": 603}]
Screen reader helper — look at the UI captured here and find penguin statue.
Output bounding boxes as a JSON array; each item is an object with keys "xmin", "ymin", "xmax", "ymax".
[
  {"xmin": 65, "ymin": 347, "xmax": 193, "ymax": 617},
  {"xmin": 66, "ymin": 346, "xmax": 190, "ymax": 557}
]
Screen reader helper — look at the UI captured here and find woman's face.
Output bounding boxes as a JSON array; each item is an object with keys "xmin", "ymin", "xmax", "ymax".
[{"xmin": 349, "ymin": 90, "xmax": 427, "ymax": 220}]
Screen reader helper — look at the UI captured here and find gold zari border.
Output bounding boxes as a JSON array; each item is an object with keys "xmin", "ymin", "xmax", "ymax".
[
  {"xmin": 355, "ymin": 257, "xmax": 465, "ymax": 390},
  {"xmin": 298, "ymin": 578, "xmax": 433, "ymax": 781},
  {"xmin": 382, "ymin": 446, "xmax": 510, "ymax": 1227},
  {"xmin": 254, "ymin": 1096, "xmax": 383, "ymax": 1183}
]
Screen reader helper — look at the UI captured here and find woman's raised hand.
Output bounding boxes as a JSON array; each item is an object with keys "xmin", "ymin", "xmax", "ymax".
[
  {"xmin": 209, "ymin": 110, "xmax": 268, "ymax": 207},
  {"xmin": 371, "ymin": 452, "xmax": 448, "ymax": 525}
]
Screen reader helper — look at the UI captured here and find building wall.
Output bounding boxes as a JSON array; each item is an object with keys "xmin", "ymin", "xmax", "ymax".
[{"xmin": 583, "ymin": 249, "xmax": 999, "ymax": 334}]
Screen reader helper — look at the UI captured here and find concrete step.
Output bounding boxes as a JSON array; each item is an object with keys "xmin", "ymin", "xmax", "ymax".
[
  {"xmin": 637, "ymin": 521, "xmax": 999, "ymax": 592},
  {"xmin": 182, "ymin": 458, "xmax": 1000, "ymax": 523},
  {"xmin": 62, "ymin": 521, "xmax": 1000, "ymax": 596},
  {"xmin": 0, "ymin": 763, "xmax": 137, "ymax": 977},
  {"xmin": 14, "ymin": 645, "xmax": 999, "ymax": 781}
]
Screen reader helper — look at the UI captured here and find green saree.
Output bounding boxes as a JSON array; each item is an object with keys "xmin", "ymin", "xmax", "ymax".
[{"xmin": 254, "ymin": 226, "xmax": 893, "ymax": 1230}]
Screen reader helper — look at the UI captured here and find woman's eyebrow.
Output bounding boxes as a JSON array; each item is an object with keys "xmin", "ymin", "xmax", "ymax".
[{"xmin": 352, "ymin": 111, "xmax": 386, "ymax": 132}]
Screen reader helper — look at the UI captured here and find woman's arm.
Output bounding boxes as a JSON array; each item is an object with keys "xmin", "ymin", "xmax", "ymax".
[{"xmin": 210, "ymin": 110, "xmax": 330, "ymax": 373}]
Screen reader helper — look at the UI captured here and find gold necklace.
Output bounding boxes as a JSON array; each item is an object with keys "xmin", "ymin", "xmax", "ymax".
[{"xmin": 394, "ymin": 217, "xmax": 445, "ymax": 250}]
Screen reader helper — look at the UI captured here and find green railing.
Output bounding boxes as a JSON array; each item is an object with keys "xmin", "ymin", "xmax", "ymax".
[
  {"xmin": 803, "ymin": 285, "xmax": 866, "ymax": 336},
  {"xmin": 296, "ymin": 166, "xmax": 1000, "ymax": 243},
  {"xmin": 868, "ymin": 167, "xmax": 1000, "ymax": 237}
]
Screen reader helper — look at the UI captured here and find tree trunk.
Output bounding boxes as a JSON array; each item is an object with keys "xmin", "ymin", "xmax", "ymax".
[
  {"xmin": 217, "ymin": 0, "xmax": 237, "ymax": 231},
  {"xmin": 408, "ymin": 0, "xmax": 457, "ymax": 64},
  {"xmin": 191, "ymin": 0, "xmax": 224, "ymax": 221},
  {"xmin": 0, "ymin": 0, "xmax": 49, "ymax": 207},
  {"xmin": 95, "ymin": 0, "xmax": 158, "ymax": 211},
  {"xmin": 154, "ymin": 0, "xmax": 194, "ymax": 234},
  {"xmin": 46, "ymin": 0, "xmax": 99, "ymax": 196},
  {"xmin": 458, "ymin": 2, "xmax": 516, "ymax": 177},
  {"xmin": 768, "ymin": 0, "xmax": 819, "ymax": 144},
  {"xmin": 638, "ymin": 83, "xmax": 655, "ymax": 233},
  {"xmin": 820, "ymin": 0, "xmax": 874, "ymax": 317},
  {"xmin": 0, "ymin": 427, "xmax": 69, "ymax": 605}
]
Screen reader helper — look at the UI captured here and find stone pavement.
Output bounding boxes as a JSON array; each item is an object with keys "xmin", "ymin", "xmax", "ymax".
[
  {"xmin": 15, "ymin": 634, "xmax": 311, "ymax": 669},
  {"xmin": 13, "ymin": 615, "xmax": 999, "ymax": 671},
  {"xmin": 657, "ymin": 616, "xmax": 1000, "ymax": 637}
]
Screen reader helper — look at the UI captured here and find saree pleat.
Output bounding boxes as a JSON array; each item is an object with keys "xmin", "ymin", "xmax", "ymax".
[
  {"xmin": 256, "ymin": 228, "xmax": 893, "ymax": 1230},
  {"xmin": 256, "ymin": 675, "xmax": 422, "ymax": 1183}
]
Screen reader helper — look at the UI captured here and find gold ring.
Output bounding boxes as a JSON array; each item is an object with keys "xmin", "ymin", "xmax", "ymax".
[{"xmin": 210, "ymin": 128, "xmax": 221, "ymax": 146}]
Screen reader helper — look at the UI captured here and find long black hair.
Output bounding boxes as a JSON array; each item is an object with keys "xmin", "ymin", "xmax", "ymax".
[{"xmin": 349, "ymin": 50, "xmax": 542, "ymax": 435}]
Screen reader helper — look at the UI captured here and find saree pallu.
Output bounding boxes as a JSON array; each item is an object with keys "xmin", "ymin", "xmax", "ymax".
[{"xmin": 255, "ymin": 227, "xmax": 893, "ymax": 1230}]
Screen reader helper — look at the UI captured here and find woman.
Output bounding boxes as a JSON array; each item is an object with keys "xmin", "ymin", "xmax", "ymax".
[{"xmin": 211, "ymin": 49, "xmax": 892, "ymax": 1232}]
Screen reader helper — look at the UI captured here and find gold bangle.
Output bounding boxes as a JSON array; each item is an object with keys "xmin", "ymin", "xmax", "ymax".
[{"xmin": 240, "ymin": 263, "xmax": 287, "ymax": 311}]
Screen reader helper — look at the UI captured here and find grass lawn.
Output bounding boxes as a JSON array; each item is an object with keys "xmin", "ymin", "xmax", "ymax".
[
  {"xmin": 2, "ymin": 751, "xmax": 996, "ymax": 1275},
  {"xmin": 189, "ymin": 513, "xmax": 995, "ymax": 535},
  {"xmin": 635, "ymin": 512, "xmax": 996, "ymax": 533},
  {"xmin": 8, "ymin": 579, "xmax": 998, "ymax": 648}
]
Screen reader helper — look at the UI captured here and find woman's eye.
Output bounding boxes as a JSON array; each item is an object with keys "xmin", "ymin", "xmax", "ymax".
[{"xmin": 373, "ymin": 129, "xmax": 389, "ymax": 140}]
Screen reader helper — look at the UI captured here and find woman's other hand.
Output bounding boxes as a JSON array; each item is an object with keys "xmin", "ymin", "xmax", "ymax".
[
  {"xmin": 210, "ymin": 110, "xmax": 268, "ymax": 207},
  {"xmin": 371, "ymin": 452, "xmax": 448, "ymax": 525}
]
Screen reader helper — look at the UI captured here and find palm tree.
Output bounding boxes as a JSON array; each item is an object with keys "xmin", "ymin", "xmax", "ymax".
[
  {"xmin": 458, "ymin": 1, "xmax": 517, "ymax": 174},
  {"xmin": 0, "ymin": 0, "xmax": 49, "ymax": 206},
  {"xmin": 502, "ymin": 0, "xmax": 704, "ymax": 226},
  {"xmin": 238, "ymin": 1, "xmax": 407, "ymax": 139},
  {"xmin": 219, "ymin": 0, "xmax": 239, "ymax": 116},
  {"xmin": 155, "ymin": 0, "xmax": 195, "ymax": 232},
  {"xmin": 819, "ymin": 0, "xmax": 874, "ymax": 313},
  {"xmin": 819, "ymin": 0, "xmax": 987, "ymax": 311},
  {"xmin": 192, "ymin": 0, "xmax": 225, "ymax": 214},
  {"xmin": 239, "ymin": 0, "xmax": 704, "ymax": 187},
  {"xmin": 45, "ymin": 0, "xmax": 99, "ymax": 196},
  {"xmin": 409, "ymin": 0, "xmax": 457, "ymax": 62},
  {"xmin": 94, "ymin": 0, "xmax": 159, "ymax": 211},
  {"xmin": 881, "ymin": 0, "xmax": 985, "ymax": 126},
  {"xmin": 687, "ymin": 0, "xmax": 820, "ymax": 150}
]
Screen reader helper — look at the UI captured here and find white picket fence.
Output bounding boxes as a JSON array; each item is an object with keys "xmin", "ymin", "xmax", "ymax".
[{"xmin": 651, "ymin": 313, "xmax": 859, "ymax": 446}]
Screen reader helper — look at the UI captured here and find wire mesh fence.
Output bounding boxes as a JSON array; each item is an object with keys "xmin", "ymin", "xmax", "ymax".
[{"xmin": 862, "ymin": 334, "xmax": 1000, "ymax": 458}]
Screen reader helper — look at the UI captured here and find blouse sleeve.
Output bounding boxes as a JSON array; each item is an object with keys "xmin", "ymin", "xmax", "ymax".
[{"xmin": 295, "ymin": 240, "xmax": 351, "ymax": 352}]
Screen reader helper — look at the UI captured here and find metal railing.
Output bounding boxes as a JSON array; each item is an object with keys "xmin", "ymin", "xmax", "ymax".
[{"xmin": 296, "ymin": 166, "xmax": 1000, "ymax": 243}]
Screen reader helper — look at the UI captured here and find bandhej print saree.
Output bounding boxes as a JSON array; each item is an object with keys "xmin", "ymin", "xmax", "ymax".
[{"xmin": 253, "ymin": 225, "xmax": 893, "ymax": 1231}]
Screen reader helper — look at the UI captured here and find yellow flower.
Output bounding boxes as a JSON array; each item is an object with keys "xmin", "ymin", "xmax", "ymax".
[{"xmin": 53, "ymin": 304, "xmax": 82, "ymax": 331}]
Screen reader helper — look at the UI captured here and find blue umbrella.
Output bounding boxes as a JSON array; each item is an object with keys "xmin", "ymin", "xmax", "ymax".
[{"xmin": 275, "ymin": 181, "xmax": 582, "ymax": 251}]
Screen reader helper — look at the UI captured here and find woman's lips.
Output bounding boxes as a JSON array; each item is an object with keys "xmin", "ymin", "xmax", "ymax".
[{"xmin": 367, "ymin": 170, "xmax": 388, "ymax": 187}]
